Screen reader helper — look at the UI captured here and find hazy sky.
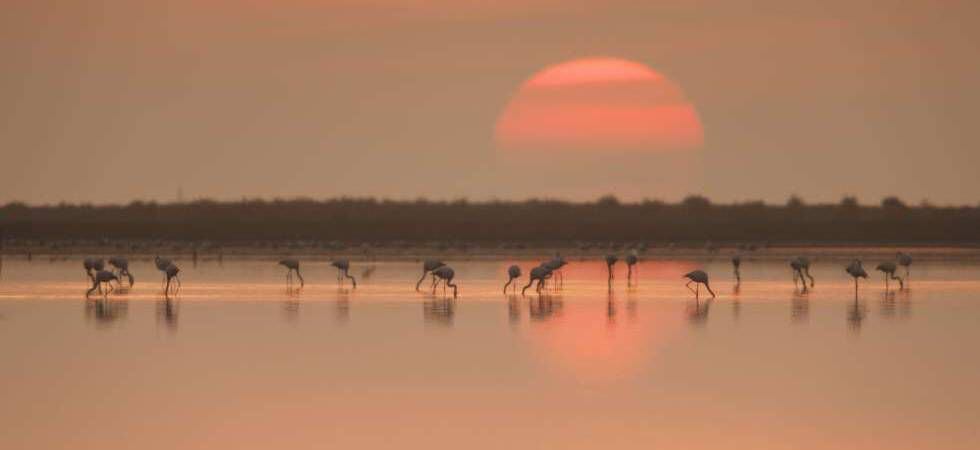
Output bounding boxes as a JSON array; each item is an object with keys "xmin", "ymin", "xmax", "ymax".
[{"xmin": 2, "ymin": 0, "xmax": 978, "ymax": 205}]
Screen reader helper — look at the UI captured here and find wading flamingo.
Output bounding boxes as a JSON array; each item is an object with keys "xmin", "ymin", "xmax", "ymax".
[
  {"xmin": 503, "ymin": 265, "xmax": 521, "ymax": 294},
  {"xmin": 278, "ymin": 258, "xmax": 304, "ymax": 287},
  {"xmin": 683, "ymin": 270, "xmax": 716, "ymax": 298},
  {"xmin": 875, "ymin": 261, "xmax": 904, "ymax": 290},
  {"xmin": 332, "ymin": 259, "xmax": 357, "ymax": 288},
  {"xmin": 431, "ymin": 265, "xmax": 458, "ymax": 298}
]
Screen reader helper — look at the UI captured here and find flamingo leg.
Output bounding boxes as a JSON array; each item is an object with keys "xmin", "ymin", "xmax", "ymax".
[
  {"xmin": 521, "ymin": 278, "xmax": 534, "ymax": 296},
  {"xmin": 686, "ymin": 280, "xmax": 697, "ymax": 295}
]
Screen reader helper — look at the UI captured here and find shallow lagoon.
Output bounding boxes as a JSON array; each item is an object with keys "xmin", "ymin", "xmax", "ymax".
[{"xmin": 1, "ymin": 254, "xmax": 978, "ymax": 449}]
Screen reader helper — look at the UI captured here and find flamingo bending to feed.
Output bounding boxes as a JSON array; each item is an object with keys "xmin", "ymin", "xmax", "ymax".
[
  {"xmin": 332, "ymin": 259, "xmax": 357, "ymax": 288},
  {"xmin": 503, "ymin": 265, "xmax": 521, "ymax": 294},
  {"xmin": 278, "ymin": 258, "xmax": 304, "ymax": 287},
  {"xmin": 416, "ymin": 259, "xmax": 445, "ymax": 291},
  {"xmin": 522, "ymin": 265, "xmax": 553, "ymax": 296},
  {"xmin": 683, "ymin": 270, "xmax": 716, "ymax": 298},
  {"xmin": 431, "ymin": 265, "xmax": 458, "ymax": 298},
  {"xmin": 108, "ymin": 257, "xmax": 135, "ymax": 287},
  {"xmin": 83, "ymin": 257, "xmax": 105, "ymax": 282},
  {"xmin": 86, "ymin": 270, "xmax": 119, "ymax": 298},
  {"xmin": 875, "ymin": 261, "xmax": 904, "ymax": 290}
]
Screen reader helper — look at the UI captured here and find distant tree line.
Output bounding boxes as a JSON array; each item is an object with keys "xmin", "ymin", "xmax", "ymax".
[{"xmin": 1, "ymin": 195, "xmax": 978, "ymax": 244}]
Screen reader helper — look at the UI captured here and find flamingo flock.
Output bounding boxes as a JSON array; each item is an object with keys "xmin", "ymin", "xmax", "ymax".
[{"xmin": 77, "ymin": 249, "xmax": 917, "ymax": 304}]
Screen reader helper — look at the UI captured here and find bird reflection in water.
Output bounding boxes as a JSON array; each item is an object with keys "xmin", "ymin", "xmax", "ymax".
[
  {"xmin": 157, "ymin": 296, "xmax": 179, "ymax": 331},
  {"xmin": 85, "ymin": 297, "xmax": 128, "ymax": 326},
  {"xmin": 686, "ymin": 298, "xmax": 712, "ymax": 326},
  {"xmin": 879, "ymin": 290, "xmax": 897, "ymax": 318},
  {"xmin": 335, "ymin": 288, "xmax": 352, "ymax": 324},
  {"xmin": 847, "ymin": 298, "xmax": 867, "ymax": 332},
  {"xmin": 625, "ymin": 289, "xmax": 638, "ymax": 320},
  {"xmin": 607, "ymin": 290, "xmax": 617, "ymax": 324},
  {"xmin": 791, "ymin": 293, "xmax": 809, "ymax": 323},
  {"xmin": 360, "ymin": 265, "xmax": 377, "ymax": 280},
  {"xmin": 506, "ymin": 294, "xmax": 521, "ymax": 325},
  {"xmin": 423, "ymin": 298, "xmax": 454, "ymax": 327},
  {"xmin": 528, "ymin": 294, "xmax": 562, "ymax": 322},
  {"xmin": 282, "ymin": 283, "xmax": 303, "ymax": 321},
  {"xmin": 897, "ymin": 289, "xmax": 912, "ymax": 317}
]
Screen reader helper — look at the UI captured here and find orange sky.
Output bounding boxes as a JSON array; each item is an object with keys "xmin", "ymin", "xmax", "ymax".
[{"xmin": 1, "ymin": 0, "xmax": 978, "ymax": 204}]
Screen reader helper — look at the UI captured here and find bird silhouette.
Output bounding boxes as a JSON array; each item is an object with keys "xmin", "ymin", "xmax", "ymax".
[
  {"xmin": 845, "ymin": 259, "xmax": 868, "ymax": 297},
  {"xmin": 108, "ymin": 256, "xmax": 135, "ymax": 287},
  {"xmin": 278, "ymin": 258, "xmax": 304, "ymax": 287},
  {"xmin": 331, "ymin": 259, "xmax": 357, "ymax": 288},
  {"xmin": 431, "ymin": 265, "xmax": 458, "ymax": 298},
  {"xmin": 155, "ymin": 256, "xmax": 174, "ymax": 289},
  {"xmin": 789, "ymin": 258, "xmax": 805, "ymax": 291},
  {"xmin": 416, "ymin": 259, "xmax": 445, "ymax": 291},
  {"xmin": 86, "ymin": 270, "xmax": 119, "ymax": 298},
  {"xmin": 604, "ymin": 254, "xmax": 618, "ymax": 286},
  {"xmin": 625, "ymin": 250, "xmax": 639, "ymax": 284},
  {"xmin": 790, "ymin": 256, "xmax": 815, "ymax": 290},
  {"xmin": 897, "ymin": 252, "xmax": 912, "ymax": 283},
  {"xmin": 732, "ymin": 255, "xmax": 742, "ymax": 284},
  {"xmin": 542, "ymin": 255, "xmax": 568, "ymax": 290},
  {"xmin": 522, "ymin": 265, "xmax": 552, "ymax": 296},
  {"xmin": 875, "ymin": 261, "xmax": 904, "ymax": 290},
  {"xmin": 163, "ymin": 262, "xmax": 181, "ymax": 295},
  {"xmin": 683, "ymin": 270, "xmax": 716, "ymax": 298},
  {"xmin": 83, "ymin": 257, "xmax": 105, "ymax": 282},
  {"xmin": 503, "ymin": 265, "xmax": 521, "ymax": 294},
  {"xmin": 797, "ymin": 257, "xmax": 815, "ymax": 288}
]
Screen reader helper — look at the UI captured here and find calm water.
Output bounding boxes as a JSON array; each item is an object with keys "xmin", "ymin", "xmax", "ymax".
[{"xmin": 1, "ymin": 255, "xmax": 978, "ymax": 449}]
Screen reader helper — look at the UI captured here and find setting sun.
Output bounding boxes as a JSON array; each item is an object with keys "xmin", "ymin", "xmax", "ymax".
[{"xmin": 495, "ymin": 57, "xmax": 704, "ymax": 153}]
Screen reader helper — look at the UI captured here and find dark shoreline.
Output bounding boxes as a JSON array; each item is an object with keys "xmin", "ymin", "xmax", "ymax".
[{"xmin": 2, "ymin": 198, "xmax": 979, "ymax": 245}]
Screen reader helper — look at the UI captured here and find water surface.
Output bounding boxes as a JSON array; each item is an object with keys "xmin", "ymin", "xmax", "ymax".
[{"xmin": 1, "ymin": 255, "xmax": 977, "ymax": 449}]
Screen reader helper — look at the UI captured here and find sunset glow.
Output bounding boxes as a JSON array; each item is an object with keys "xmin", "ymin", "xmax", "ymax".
[{"xmin": 496, "ymin": 58, "xmax": 704, "ymax": 153}]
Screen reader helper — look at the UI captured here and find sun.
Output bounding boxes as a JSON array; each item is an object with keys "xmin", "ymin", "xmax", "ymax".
[{"xmin": 495, "ymin": 57, "xmax": 703, "ymax": 153}]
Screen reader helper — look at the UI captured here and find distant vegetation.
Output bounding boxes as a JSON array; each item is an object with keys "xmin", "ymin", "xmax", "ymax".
[{"xmin": 1, "ymin": 196, "xmax": 978, "ymax": 245}]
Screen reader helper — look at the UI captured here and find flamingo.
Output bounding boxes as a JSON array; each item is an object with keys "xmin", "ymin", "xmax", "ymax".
[
  {"xmin": 897, "ymin": 252, "xmax": 912, "ymax": 282},
  {"xmin": 155, "ymin": 256, "xmax": 174, "ymax": 288},
  {"xmin": 83, "ymin": 257, "xmax": 104, "ymax": 282},
  {"xmin": 86, "ymin": 270, "xmax": 119, "ymax": 298},
  {"xmin": 416, "ymin": 259, "xmax": 445, "ymax": 291},
  {"xmin": 431, "ymin": 265, "xmax": 458, "ymax": 298},
  {"xmin": 108, "ymin": 257, "xmax": 135, "ymax": 287},
  {"xmin": 845, "ymin": 259, "xmax": 868, "ymax": 296},
  {"xmin": 797, "ymin": 257, "xmax": 815, "ymax": 288},
  {"xmin": 625, "ymin": 250, "xmax": 639, "ymax": 284},
  {"xmin": 732, "ymin": 255, "xmax": 742, "ymax": 284},
  {"xmin": 331, "ymin": 259, "xmax": 357, "ymax": 288},
  {"xmin": 604, "ymin": 254, "xmax": 618, "ymax": 285},
  {"xmin": 683, "ymin": 270, "xmax": 716, "ymax": 298},
  {"xmin": 790, "ymin": 258, "xmax": 805, "ymax": 290},
  {"xmin": 503, "ymin": 265, "xmax": 521, "ymax": 294},
  {"xmin": 542, "ymin": 255, "xmax": 568, "ymax": 289},
  {"xmin": 521, "ymin": 265, "xmax": 552, "ymax": 295},
  {"xmin": 875, "ymin": 262, "xmax": 904, "ymax": 290},
  {"xmin": 278, "ymin": 258, "xmax": 304, "ymax": 287},
  {"xmin": 164, "ymin": 262, "xmax": 181, "ymax": 295}
]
